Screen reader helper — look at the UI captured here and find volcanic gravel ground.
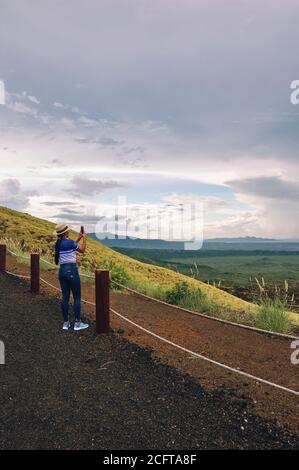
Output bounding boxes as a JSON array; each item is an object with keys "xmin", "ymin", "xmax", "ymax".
[{"xmin": 0, "ymin": 273, "xmax": 298, "ymax": 449}]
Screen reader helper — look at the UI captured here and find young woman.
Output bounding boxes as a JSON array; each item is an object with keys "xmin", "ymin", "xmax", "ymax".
[{"xmin": 53, "ymin": 224, "xmax": 89, "ymax": 331}]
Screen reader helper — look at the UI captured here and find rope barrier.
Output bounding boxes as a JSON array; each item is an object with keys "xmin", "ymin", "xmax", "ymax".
[
  {"xmin": 4, "ymin": 269, "xmax": 299, "ymax": 397},
  {"xmin": 7, "ymin": 248, "xmax": 94, "ymax": 277},
  {"xmin": 6, "ymin": 249, "xmax": 30, "ymax": 261},
  {"xmin": 5, "ymin": 270, "xmax": 31, "ymax": 280},
  {"xmin": 110, "ymin": 307, "xmax": 299, "ymax": 397},
  {"xmin": 6, "ymin": 247, "xmax": 299, "ymax": 340},
  {"xmin": 40, "ymin": 278, "xmax": 95, "ymax": 306},
  {"xmin": 111, "ymin": 280, "xmax": 299, "ymax": 341}
]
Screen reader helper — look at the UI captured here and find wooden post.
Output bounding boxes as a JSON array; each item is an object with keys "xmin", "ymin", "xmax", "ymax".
[
  {"xmin": 95, "ymin": 269, "xmax": 110, "ymax": 333},
  {"xmin": 0, "ymin": 245, "xmax": 6, "ymax": 272},
  {"xmin": 30, "ymin": 253, "xmax": 40, "ymax": 293}
]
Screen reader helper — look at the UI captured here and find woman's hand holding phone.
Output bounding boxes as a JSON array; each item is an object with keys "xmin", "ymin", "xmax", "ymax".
[{"xmin": 76, "ymin": 227, "xmax": 86, "ymax": 243}]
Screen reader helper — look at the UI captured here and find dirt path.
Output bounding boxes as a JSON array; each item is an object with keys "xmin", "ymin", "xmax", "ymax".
[
  {"xmin": 4, "ymin": 255, "xmax": 299, "ymax": 437},
  {"xmin": 109, "ymin": 292, "xmax": 299, "ymax": 429},
  {"xmin": 1, "ymin": 274, "xmax": 299, "ymax": 449}
]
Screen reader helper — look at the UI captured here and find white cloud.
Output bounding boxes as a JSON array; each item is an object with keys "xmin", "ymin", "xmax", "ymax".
[
  {"xmin": 205, "ymin": 212, "xmax": 262, "ymax": 238},
  {"xmin": 163, "ymin": 194, "xmax": 234, "ymax": 210},
  {"xmin": 6, "ymin": 99, "xmax": 37, "ymax": 115},
  {"xmin": 53, "ymin": 101, "xmax": 64, "ymax": 108},
  {"xmin": 53, "ymin": 101, "xmax": 79, "ymax": 113},
  {"xmin": 0, "ymin": 80, "xmax": 5, "ymax": 105},
  {"xmin": 0, "ymin": 179, "xmax": 37, "ymax": 210},
  {"xmin": 27, "ymin": 95, "xmax": 40, "ymax": 105}
]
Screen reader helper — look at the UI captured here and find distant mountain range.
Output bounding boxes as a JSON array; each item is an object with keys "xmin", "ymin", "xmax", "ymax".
[
  {"xmin": 87, "ymin": 233, "xmax": 185, "ymax": 249},
  {"xmin": 87, "ymin": 233, "xmax": 299, "ymax": 251},
  {"xmin": 202, "ymin": 237, "xmax": 277, "ymax": 243}
]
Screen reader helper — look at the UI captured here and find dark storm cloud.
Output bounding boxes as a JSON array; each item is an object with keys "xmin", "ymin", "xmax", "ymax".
[
  {"xmin": 42, "ymin": 201, "xmax": 79, "ymax": 206},
  {"xmin": 2, "ymin": 1, "xmax": 299, "ymax": 130},
  {"xmin": 1, "ymin": 1, "xmax": 299, "ymax": 237},
  {"xmin": 68, "ymin": 175, "xmax": 127, "ymax": 196},
  {"xmin": 122, "ymin": 146, "xmax": 144, "ymax": 154},
  {"xmin": 227, "ymin": 176, "xmax": 299, "ymax": 200},
  {"xmin": 99, "ymin": 137, "xmax": 125, "ymax": 146},
  {"xmin": 1, "ymin": 0, "xmax": 299, "ymax": 167},
  {"xmin": 53, "ymin": 211, "xmax": 104, "ymax": 223},
  {"xmin": 47, "ymin": 159, "xmax": 64, "ymax": 166},
  {"xmin": 74, "ymin": 136, "xmax": 125, "ymax": 146},
  {"xmin": 0, "ymin": 179, "xmax": 37, "ymax": 210}
]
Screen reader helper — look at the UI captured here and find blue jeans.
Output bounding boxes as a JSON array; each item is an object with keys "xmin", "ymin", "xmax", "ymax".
[{"xmin": 59, "ymin": 264, "xmax": 81, "ymax": 322}]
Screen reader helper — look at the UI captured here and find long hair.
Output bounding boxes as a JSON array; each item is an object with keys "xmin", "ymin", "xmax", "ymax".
[{"xmin": 54, "ymin": 235, "xmax": 64, "ymax": 265}]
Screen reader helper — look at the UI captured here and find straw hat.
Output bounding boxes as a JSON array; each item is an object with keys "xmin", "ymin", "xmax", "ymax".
[{"xmin": 53, "ymin": 223, "xmax": 69, "ymax": 237}]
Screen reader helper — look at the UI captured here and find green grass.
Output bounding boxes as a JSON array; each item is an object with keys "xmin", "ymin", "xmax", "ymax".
[
  {"xmin": 115, "ymin": 248, "xmax": 299, "ymax": 289},
  {"xmin": 255, "ymin": 299, "xmax": 293, "ymax": 334},
  {"xmin": 126, "ymin": 277, "xmax": 168, "ymax": 300},
  {"xmin": 165, "ymin": 281, "xmax": 216, "ymax": 314}
]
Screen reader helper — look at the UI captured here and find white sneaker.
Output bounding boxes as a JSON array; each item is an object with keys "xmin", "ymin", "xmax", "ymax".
[
  {"xmin": 62, "ymin": 321, "xmax": 71, "ymax": 330},
  {"xmin": 74, "ymin": 321, "xmax": 89, "ymax": 331}
]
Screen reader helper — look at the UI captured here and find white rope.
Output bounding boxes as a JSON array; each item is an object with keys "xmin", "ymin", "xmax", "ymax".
[
  {"xmin": 40, "ymin": 258, "xmax": 56, "ymax": 268},
  {"xmin": 111, "ymin": 280, "xmax": 299, "ymax": 341},
  {"xmin": 79, "ymin": 272, "xmax": 95, "ymax": 278},
  {"xmin": 40, "ymin": 278, "xmax": 94, "ymax": 305},
  {"xmin": 7, "ymin": 248, "xmax": 30, "ymax": 261},
  {"xmin": 6, "ymin": 247, "xmax": 299, "ymax": 340},
  {"xmin": 8, "ymin": 247, "xmax": 94, "ymax": 277},
  {"xmin": 5, "ymin": 272, "xmax": 299, "ymax": 397},
  {"xmin": 38, "ymin": 255, "xmax": 93, "ymax": 278},
  {"xmin": 5, "ymin": 270, "xmax": 30, "ymax": 280},
  {"xmin": 39, "ymin": 256, "xmax": 93, "ymax": 278},
  {"xmin": 110, "ymin": 307, "xmax": 299, "ymax": 397},
  {"xmin": 40, "ymin": 277, "xmax": 60, "ymax": 291}
]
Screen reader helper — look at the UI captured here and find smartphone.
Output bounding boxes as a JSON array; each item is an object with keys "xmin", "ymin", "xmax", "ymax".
[{"xmin": 80, "ymin": 226, "xmax": 85, "ymax": 234}]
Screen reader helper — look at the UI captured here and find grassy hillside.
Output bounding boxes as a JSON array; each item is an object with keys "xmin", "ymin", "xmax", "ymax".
[{"xmin": 1, "ymin": 206, "xmax": 298, "ymax": 328}]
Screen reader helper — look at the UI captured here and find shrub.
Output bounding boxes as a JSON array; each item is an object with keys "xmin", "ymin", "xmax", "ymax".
[
  {"xmin": 255, "ymin": 298, "xmax": 293, "ymax": 334},
  {"xmin": 101, "ymin": 260, "xmax": 130, "ymax": 288},
  {"xmin": 165, "ymin": 281, "xmax": 216, "ymax": 314},
  {"xmin": 165, "ymin": 281, "xmax": 190, "ymax": 305}
]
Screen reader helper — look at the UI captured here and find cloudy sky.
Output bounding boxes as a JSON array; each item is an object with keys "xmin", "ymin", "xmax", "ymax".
[{"xmin": 1, "ymin": 0, "xmax": 299, "ymax": 239}]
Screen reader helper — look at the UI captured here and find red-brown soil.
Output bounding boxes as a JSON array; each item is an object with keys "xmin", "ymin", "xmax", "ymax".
[{"xmin": 5, "ymin": 255, "xmax": 299, "ymax": 436}]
